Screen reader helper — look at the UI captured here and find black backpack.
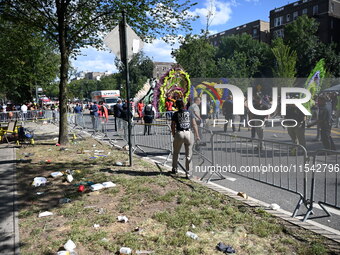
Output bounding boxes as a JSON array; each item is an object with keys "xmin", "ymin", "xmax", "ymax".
[{"xmin": 144, "ymin": 105, "xmax": 154, "ymax": 116}]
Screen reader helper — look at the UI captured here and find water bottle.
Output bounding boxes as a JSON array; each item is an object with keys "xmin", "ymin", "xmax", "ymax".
[
  {"xmin": 119, "ymin": 247, "xmax": 132, "ymax": 254},
  {"xmin": 186, "ymin": 231, "xmax": 199, "ymax": 240}
]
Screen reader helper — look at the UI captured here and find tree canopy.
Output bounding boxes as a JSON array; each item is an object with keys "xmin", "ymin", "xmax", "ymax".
[
  {"xmin": 1, "ymin": 0, "xmax": 197, "ymax": 144},
  {"xmin": 0, "ymin": 18, "xmax": 59, "ymax": 103}
]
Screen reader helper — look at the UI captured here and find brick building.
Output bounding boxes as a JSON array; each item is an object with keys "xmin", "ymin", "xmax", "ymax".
[
  {"xmin": 208, "ymin": 20, "xmax": 270, "ymax": 46},
  {"xmin": 270, "ymin": 0, "xmax": 340, "ymax": 44}
]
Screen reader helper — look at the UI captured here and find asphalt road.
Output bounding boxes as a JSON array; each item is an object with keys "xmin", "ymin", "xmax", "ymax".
[{"xmin": 74, "ymin": 114, "xmax": 340, "ymax": 231}]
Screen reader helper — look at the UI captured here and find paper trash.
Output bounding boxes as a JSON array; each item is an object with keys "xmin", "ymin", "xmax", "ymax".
[{"xmin": 32, "ymin": 177, "xmax": 47, "ymax": 187}]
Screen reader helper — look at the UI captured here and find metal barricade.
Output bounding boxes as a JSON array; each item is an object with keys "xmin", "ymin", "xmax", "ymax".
[
  {"xmin": 132, "ymin": 122, "xmax": 173, "ymax": 165},
  {"xmin": 191, "ymin": 126, "xmax": 225, "ymax": 179},
  {"xmin": 303, "ymin": 150, "xmax": 340, "ymax": 221},
  {"xmin": 195, "ymin": 132, "xmax": 309, "ymax": 218}
]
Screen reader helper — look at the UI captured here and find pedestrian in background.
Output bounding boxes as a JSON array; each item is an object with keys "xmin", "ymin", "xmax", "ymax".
[
  {"xmin": 285, "ymin": 103, "xmax": 306, "ymax": 149},
  {"xmin": 89, "ymin": 102, "xmax": 99, "ymax": 131},
  {"xmin": 222, "ymin": 95, "xmax": 235, "ymax": 132},
  {"xmin": 307, "ymin": 95, "xmax": 336, "ymax": 150},
  {"xmin": 171, "ymin": 99, "xmax": 200, "ymax": 178},
  {"xmin": 113, "ymin": 99, "xmax": 123, "ymax": 131},
  {"xmin": 143, "ymin": 101, "xmax": 156, "ymax": 135}
]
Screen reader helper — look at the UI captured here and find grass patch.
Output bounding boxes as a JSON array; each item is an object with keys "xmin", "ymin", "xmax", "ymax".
[{"xmin": 16, "ymin": 128, "xmax": 338, "ymax": 255}]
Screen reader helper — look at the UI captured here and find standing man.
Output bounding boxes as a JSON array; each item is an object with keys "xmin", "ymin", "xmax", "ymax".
[
  {"xmin": 250, "ymin": 96, "xmax": 268, "ymax": 151},
  {"xmin": 89, "ymin": 102, "xmax": 99, "ymax": 132},
  {"xmin": 165, "ymin": 97, "xmax": 174, "ymax": 120},
  {"xmin": 188, "ymin": 97, "xmax": 202, "ymax": 140},
  {"xmin": 113, "ymin": 99, "xmax": 123, "ymax": 131},
  {"xmin": 222, "ymin": 95, "xmax": 235, "ymax": 132},
  {"xmin": 137, "ymin": 100, "xmax": 144, "ymax": 122},
  {"xmin": 73, "ymin": 103, "xmax": 83, "ymax": 126},
  {"xmin": 21, "ymin": 103, "xmax": 28, "ymax": 121},
  {"xmin": 214, "ymin": 99, "xmax": 220, "ymax": 119},
  {"xmin": 285, "ymin": 104, "xmax": 306, "ymax": 148},
  {"xmin": 143, "ymin": 101, "xmax": 156, "ymax": 135},
  {"xmin": 307, "ymin": 95, "xmax": 336, "ymax": 150},
  {"xmin": 171, "ymin": 99, "xmax": 200, "ymax": 177}
]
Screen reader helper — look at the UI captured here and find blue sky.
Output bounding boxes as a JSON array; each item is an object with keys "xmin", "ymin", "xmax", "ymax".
[{"xmin": 72, "ymin": 0, "xmax": 290, "ymax": 73}]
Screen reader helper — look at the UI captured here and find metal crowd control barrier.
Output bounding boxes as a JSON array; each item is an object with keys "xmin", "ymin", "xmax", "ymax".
[
  {"xmin": 132, "ymin": 122, "xmax": 173, "ymax": 165},
  {"xmin": 191, "ymin": 126, "xmax": 226, "ymax": 180},
  {"xmin": 0, "ymin": 110, "xmax": 56, "ymax": 123},
  {"xmin": 196, "ymin": 132, "xmax": 309, "ymax": 218},
  {"xmin": 303, "ymin": 150, "xmax": 340, "ymax": 221}
]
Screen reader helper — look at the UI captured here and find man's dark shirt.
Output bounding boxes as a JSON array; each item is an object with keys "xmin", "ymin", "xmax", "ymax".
[
  {"xmin": 318, "ymin": 102, "xmax": 333, "ymax": 129},
  {"xmin": 172, "ymin": 110, "xmax": 191, "ymax": 131},
  {"xmin": 285, "ymin": 105, "xmax": 305, "ymax": 127},
  {"xmin": 222, "ymin": 100, "xmax": 233, "ymax": 119}
]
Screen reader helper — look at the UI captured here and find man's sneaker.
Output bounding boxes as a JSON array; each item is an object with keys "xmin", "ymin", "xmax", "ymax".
[{"xmin": 171, "ymin": 168, "xmax": 178, "ymax": 174}]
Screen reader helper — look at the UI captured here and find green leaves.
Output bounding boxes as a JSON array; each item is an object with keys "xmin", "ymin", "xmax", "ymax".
[{"xmin": 0, "ymin": 19, "xmax": 59, "ymax": 103}]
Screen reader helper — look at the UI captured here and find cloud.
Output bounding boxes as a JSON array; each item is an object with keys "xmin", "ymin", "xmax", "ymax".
[
  {"xmin": 190, "ymin": 0, "xmax": 234, "ymax": 27},
  {"xmin": 72, "ymin": 38, "xmax": 178, "ymax": 73},
  {"xmin": 72, "ymin": 47, "xmax": 118, "ymax": 73},
  {"xmin": 143, "ymin": 38, "xmax": 180, "ymax": 63}
]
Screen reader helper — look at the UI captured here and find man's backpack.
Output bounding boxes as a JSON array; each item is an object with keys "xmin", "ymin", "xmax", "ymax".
[{"xmin": 144, "ymin": 105, "xmax": 154, "ymax": 116}]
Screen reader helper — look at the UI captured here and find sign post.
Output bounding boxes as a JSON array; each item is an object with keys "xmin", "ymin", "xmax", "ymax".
[
  {"xmin": 119, "ymin": 10, "xmax": 133, "ymax": 167},
  {"xmin": 103, "ymin": 11, "xmax": 143, "ymax": 167}
]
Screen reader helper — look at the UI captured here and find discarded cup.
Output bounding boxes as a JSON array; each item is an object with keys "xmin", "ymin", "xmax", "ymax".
[
  {"xmin": 78, "ymin": 185, "xmax": 85, "ymax": 192},
  {"xmin": 186, "ymin": 231, "xmax": 199, "ymax": 240},
  {"xmin": 32, "ymin": 177, "xmax": 47, "ymax": 187},
  {"xmin": 93, "ymin": 224, "xmax": 100, "ymax": 228},
  {"xmin": 38, "ymin": 211, "xmax": 53, "ymax": 217},
  {"xmin": 51, "ymin": 172, "xmax": 63, "ymax": 178},
  {"xmin": 64, "ymin": 239, "xmax": 76, "ymax": 252},
  {"xmin": 117, "ymin": 216, "xmax": 129, "ymax": 223},
  {"xmin": 119, "ymin": 247, "xmax": 132, "ymax": 254}
]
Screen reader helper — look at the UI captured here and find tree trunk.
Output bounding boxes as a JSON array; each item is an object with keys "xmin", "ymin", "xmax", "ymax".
[
  {"xmin": 58, "ymin": 48, "xmax": 69, "ymax": 145},
  {"xmin": 57, "ymin": 0, "xmax": 69, "ymax": 145}
]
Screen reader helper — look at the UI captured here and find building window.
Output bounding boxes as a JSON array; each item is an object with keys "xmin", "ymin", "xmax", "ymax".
[
  {"xmin": 331, "ymin": 19, "xmax": 334, "ymax": 29},
  {"xmin": 331, "ymin": 3, "xmax": 334, "ymax": 12},
  {"xmin": 286, "ymin": 14, "xmax": 291, "ymax": 22},
  {"xmin": 293, "ymin": 11, "xmax": 298, "ymax": 20},
  {"xmin": 274, "ymin": 29, "xmax": 284, "ymax": 38},
  {"xmin": 253, "ymin": 28, "xmax": 258, "ymax": 37},
  {"xmin": 302, "ymin": 8, "xmax": 307, "ymax": 15},
  {"xmin": 274, "ymin": 16, "xmax": 283, "ymax": 27},
  {"xmin": 313, "ymin": 5, "xmax": 318, "ymax": 15}
]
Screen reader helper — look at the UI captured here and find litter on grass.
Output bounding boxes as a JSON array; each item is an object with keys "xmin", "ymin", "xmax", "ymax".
[
  {"xmin": 64, "ymin": 239, "xmax": 76, "ymax": 252},
  {"xmin": 66, "ymin": 175, "xmax": 74, "ymax": 183},
  {"xmin": 32, "ymin": 177, "xmax": 47, "ymax": 187},
  {"xmin": 90, "ymin": 181, "xmax": 116, "ymax": 191},
  {"xmin": 117, "ymin": 216, "xmax": 129, "ymax": 223},
  {"xmin": 119, "ymin": 247, "xmax": 132, "ymax": 254},
  {"xmin": 269, "ymin": 203, "xmax": 280, "ymax": 210},
  {"xmin": 38, "ymin": 211, "xmax": 53, "ymax": 217},
  {"xmin": 59, "ymin": 198, "xmax": 71, "ymax": 204},
  {"xmin": 51, "ymin": 172, "xmax": 63, "ymax": 178}
]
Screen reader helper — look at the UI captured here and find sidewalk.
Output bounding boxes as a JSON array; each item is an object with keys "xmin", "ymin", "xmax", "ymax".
[{"xmin": 0, "ymin": 145, "xmax": 19, "ymax": 255}]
